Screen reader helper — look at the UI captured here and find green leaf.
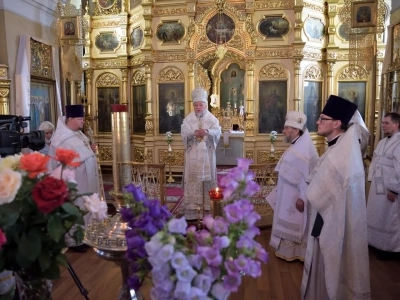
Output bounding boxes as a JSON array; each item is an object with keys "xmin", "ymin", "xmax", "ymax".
[
  {"xmin": 56, "ymin": 253, "xmax": 68, "ymax": 267},
  {"xmin": 15, "ymin": 251, "xmax": 33, "ymax": 268},
  {"xmin": 38, "ymin": 252, "xmax": 51, "ymax": 272},
  {"xmin": 18, "ymin": 232, "xmax": 41, "ymax": 261},
  {"xmin": 47, "ymin": 217, "xmax": 63, "ymax": 242},
  {"xmin": 42, "ymin": 259, "xmax": 61, "ymax": 279},
  {"xmin": 61, "ymin": 202, "xmax": 80, "ymax": 216},
  {"xmin": 73, "ymin": 227, "xmax": 84, "ymax": 245}
]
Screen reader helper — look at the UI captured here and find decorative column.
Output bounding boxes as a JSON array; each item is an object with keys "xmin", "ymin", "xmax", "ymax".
[
  {"xmin": 188, "ymin": 62, "xmax": 195, "ymax": 113},
  {"xmin": 85, "ymin": 70, "xmax": 94, "ymax": 116},
  {"xmin": 293, "ymin": 58, "xmax": 302, "ymax": 111},
  {"xmin": 245, "ymin": 60, "xmax": 255, "ymax": 137},
  {"xmin": 144, "ymin": 64, "xmax": 154, "ymax": 140},
  {"xmin": 121, "ymin": 68, "xmax": 128, "ymax": 103},
  {"xmin": 326, "ymin": 61, "xmax": 336, "ymax": 99},
  {"xmin": 0, "ymin": 65, "xmax": 10, "ymax": 115}
]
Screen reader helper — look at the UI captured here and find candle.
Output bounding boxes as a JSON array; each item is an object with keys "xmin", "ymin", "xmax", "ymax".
[{"xmin": 209, "ymin": 187, "xmax": 223, "ymax": 200}]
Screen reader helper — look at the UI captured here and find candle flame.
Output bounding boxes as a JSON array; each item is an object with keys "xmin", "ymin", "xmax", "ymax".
[{"xmin": 216, "ymin": 187, "xmax": 219, "ymax": 192}]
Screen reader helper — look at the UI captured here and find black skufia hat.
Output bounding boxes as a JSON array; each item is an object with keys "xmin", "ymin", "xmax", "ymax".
[
  {"xmin": 321, "ymin": 95, "xmax": 357, "ymax": 125},
  {"xmin": 65, "ymin": 105, "xmax": 85, "ymax": 118}
]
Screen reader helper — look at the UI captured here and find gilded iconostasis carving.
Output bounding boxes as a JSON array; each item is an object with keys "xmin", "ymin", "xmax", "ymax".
[{"xmin": 53, "ymin": 0, "xmax": 393, "ymax": 167}]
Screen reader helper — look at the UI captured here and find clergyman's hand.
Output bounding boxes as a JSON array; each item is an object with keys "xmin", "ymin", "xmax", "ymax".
[
  {"xmin": 90, "ymin": 143, "xmax": 97, "ymax": 153},
  {"xmin": 387, "ymin": 191, "xmax": 397, "ymax": 202},
  {"xmin": 296, "ymin": 198, "xmax": 304, "ymax": 212}
]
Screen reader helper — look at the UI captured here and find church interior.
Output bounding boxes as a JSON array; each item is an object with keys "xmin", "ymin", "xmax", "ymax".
[{"xmin": 1, "ymin": 0, "xmax": 400, "ymax": 299}]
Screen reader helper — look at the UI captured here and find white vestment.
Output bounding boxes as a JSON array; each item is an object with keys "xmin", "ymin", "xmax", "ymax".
[
  {"xmin": 181, "ymin": 110, "xmax": 221, "ymax": 220},
  {"xmin": 301, "ymin": 124, "xmax": 370, "ymax": 300},
  {"xmin": 367, "ymin": 131, "xmax": 400, "ymax": 251},
  {"xmin": 269, "ymin": 129, "xmax": 318, "ymax": 261},
  {"xmin": 48, "ymin": 117, "xmax": 100, "ymax": 246}
]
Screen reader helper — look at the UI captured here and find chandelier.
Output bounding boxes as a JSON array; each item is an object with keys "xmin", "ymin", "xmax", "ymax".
[{"xmin": 214, "ymin": 3, "xmax": 228, "ymax": 59}]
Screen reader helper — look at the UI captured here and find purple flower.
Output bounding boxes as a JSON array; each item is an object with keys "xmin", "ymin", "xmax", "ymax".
[
  {"xmin": 189, "ymin": 286, "xmax": 206, "ymax": 298},
  {"xmin": 193, "ymin": 274, "xmax": 212, "ymax": 295},
  {"xmin": 224, "ymin": 203, "xmax": 244, "ymax": 223},
  {"xmin": 153, "ymin": 277, "xmax": 175, "ymax": 295},
  {"xmin": 236, "ymin": 199, "xmax": 254, "ymax": 216},
  {"xmin": 148, "ymin": 243, "xmax": 174, "ymax": 267},
  {"xmin": 174, "ymin": 280, "xmax": 191, "ymax": 299},
  {"xmin": 120, "ymin": 207, "xmax": 134, "ymax": 222},
  {"xmin": 213, "ymin": 217, "xmax": 228, "ymax": 234},
  {"xmin": 125, "ymin": 184, "xmax": 147, "ymax": 202},
  {"xmin": 210, "ymin": 282, "xmax": 231, "ymax": 300},
  {"xmin": 168, "ymin": 217, "xmax": 187, "ymax": 234},
  {"xmin": 213, "ymin": 236, "xmax": 230, "ymax": 249},
  {"xmin": 246, "ymin": 226, "xmax": 260, "ymax": 239},
  {"xmin": 228, "ymin": 167, "xmax": 246, "ymax": 182},
  {"xmin": 233, "ymin": 255, "xmax": 250, "ymax": 271},
  {"xmin": 127, "ymin": 274, "xmax": 142, "ymax": 291},
  {"xmin": 237, "ymin": 236, "xmax": 255, "ymax": 249},
  {"xmin": 244, "ymin": 211, "xmax": 261, "ymax": 227},
  {"xmin": 203, "ymin": 247, "xmax": 223, "ymax": 267},
  {"xmin": 224, "ymin": 259, "xmax": 239, "ymax": 275},
  {"xmin": 237, "ymin": 158, "xmax": 253, "ymax": 172},
  {"xmin": 195, "ymin": 230, "xmax": 212, "ymax": 245},
  {"xmin": 144, "ymin": 231, "xmax": 164, "ymax": 256},
  {"xmin": 171, "ymin": 251, "xmax": 189, "ymax": 270},
  {"xmin": 142, "ymin": 221, "xmax": 158, "ymax": 236},
  {"xmin": 246, "ymin": 260, "xmax": 262, "ymax": 278},
  {"xmin": 254, "ymin": 243, "xmax": 268, "ymax": 263},
  {"xmin": 187, "ymin": 254, "xmax": 203, "ymax": 270},
  {"xmin": 203, "ymin": 214, "xmax": 215, "ymax": 230},
  {"xmin": 223, "ymin": 273, "xmax": 242, "ymax": 292},
  {"xmin": 152, "ymin": 263, "xmax": 172, "ymax": 284},
  {"xmin": 243, "ymin": 180, "xmax": 260, "ymax": 197},
  {"xmin": 176, "ymin": 265, "xmax": 197, "ymax": 282}
]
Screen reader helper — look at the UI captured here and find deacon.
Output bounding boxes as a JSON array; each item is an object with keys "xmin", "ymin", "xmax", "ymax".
[
  {"xmin": 181, "ymin": 87, "xmax": 221, "ymax": 220},
  {"xmin": 268, "ymin": 111, "xmax": 318, "ymax": 261},
  {"xmin": 301, "ymin": 95, "xmax": 370, "ymax": 300},
  {"xmin": 367, "ymin": 112, "xmax": 400, "ymax": 260},
  {"xmin": 49, "ymin": 105, "xmax": 100, "ymax": 253}
]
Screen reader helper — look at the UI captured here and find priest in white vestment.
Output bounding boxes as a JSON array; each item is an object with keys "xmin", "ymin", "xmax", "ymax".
[
  {"xmin": 268, "ymin": 111, "xmax": 318, "ymax": 261},
  {"xmin": 49, "ymin": 105, "xmax": 100, "ymax": 252},
  {"xmin": 367, "ymin": 112, "xmax": 400, "ymax": 260},
  {"xmin": 301, "ymin": 95, "xmax": 370, "ymax": 300},
  {"xmin": 181, "ymin": 87, "xmax": 221, "ymax": 220}
]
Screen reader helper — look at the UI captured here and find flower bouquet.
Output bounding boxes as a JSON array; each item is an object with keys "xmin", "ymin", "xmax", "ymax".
[
  {"xmin": 122, "ymin": 158, "xmax": 268, "ymax": 300},
  {"xmin": 165, "ymin": 131, "xmax": 173, "ymax": 144},
  {"xmin": 269, "ymin": 130, "xmax": 278, "ymax": 143},
  {"xmin": 0, "ymin": 149, "xmax": 94, "ymax": 297}
]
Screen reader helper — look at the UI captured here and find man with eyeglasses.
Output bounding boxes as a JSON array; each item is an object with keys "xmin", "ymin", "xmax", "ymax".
[
  {"xmin": 367, "ymin": 112, "xmax": 400, "ymax": 260},
  {"xmin": 267, "ymin": 111, "xmax": 318, "ymax": 262},
  {"xmin": 301, "ymin": 95, "xmax": 370, "ymax": 300}
]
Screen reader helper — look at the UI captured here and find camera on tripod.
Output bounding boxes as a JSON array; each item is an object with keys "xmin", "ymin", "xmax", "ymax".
[{"xmin": 0, "ymin": 115, "xmax": 46, "ymax": 157}]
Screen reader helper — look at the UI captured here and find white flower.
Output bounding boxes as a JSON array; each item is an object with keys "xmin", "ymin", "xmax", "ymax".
[
  {"xmin": 0, "ymin": 154, "xmax": 22, "ymax": 171},
  {"xmin": 165, "ymin": 131, "xmax": 173, "ymax": 144},
  {"xmin": 0, "ymin": 169, "xmax": 22, "ymax": 205},
  {"xmin": 50, "ymin": 165, "xmax": 76, "ymax": 183},
  {"xmin": 145, "ymin": 231, "xmax": 164, "ymax": 256},
  {"xmin": 269, "ymin": 131, "xmax": 278, "ymax": 142},
  {"xmin": 82, "ymin": 193, "xmax": 108, "ymax": 220}
]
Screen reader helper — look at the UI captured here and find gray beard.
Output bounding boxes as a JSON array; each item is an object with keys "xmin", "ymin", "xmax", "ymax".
[
  {"xmin": 283, "ymin": 136, "xmax": 290, "ymax": 143},
  {"xmin": 195, "ymin": 112, "xmax": 205, "ymax": 118}
]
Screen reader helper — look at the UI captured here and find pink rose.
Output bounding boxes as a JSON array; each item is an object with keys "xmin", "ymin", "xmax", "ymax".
[{"xmin": 0, "ymin": 169, "xmax": 22, "ymax": 205}]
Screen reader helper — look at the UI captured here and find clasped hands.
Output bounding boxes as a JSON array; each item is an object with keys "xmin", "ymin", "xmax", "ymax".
[
  {"xmin": 194, "ymin": 128, "xmax": 208, "ymax": 138},
  {"xmin": 387, "ymin": 191, "xmax": 397, "ymax": 202},
  {"xmin": 296, "ymin": 198, "xmax": 304, "ymax": 212}
]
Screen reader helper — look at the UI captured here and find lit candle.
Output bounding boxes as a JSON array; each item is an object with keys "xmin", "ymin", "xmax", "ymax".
[{"xmin": 209, "ymin": 187, "xmax": 223, "ymax": 200}]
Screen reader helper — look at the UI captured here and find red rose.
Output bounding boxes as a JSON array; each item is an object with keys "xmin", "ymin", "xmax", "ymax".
[{"xmin": 32, "ymin": 176, "xmax": 68, "ymax": 214}]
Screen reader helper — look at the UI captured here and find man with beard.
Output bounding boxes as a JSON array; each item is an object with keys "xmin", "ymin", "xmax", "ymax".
[
  {"xmin": 267, "ymin": 111, "xmax": 318, "ymax": 261},
  {"xmin": 49, "ymin": 105, "xmax": 100, "ymax": 253},
  {"xmin": 301, "ymin": 95, "xmax": 370, "ymax": 300},
  {"xmin": 367, "ymin": 112, "xmax": 400, "ymax": 260},
  {"xmin": 181, "ymin": 87, "xmax": 221, "ymax": 220}
]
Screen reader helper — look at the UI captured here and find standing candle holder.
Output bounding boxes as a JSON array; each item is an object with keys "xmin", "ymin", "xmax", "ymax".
[
  {"xmin": 208, "ymin": 187, "xmax": 224, "ymax": 217},
  {"xmin": 165, "ymin": 131, "xmax": 175, "ymax": 183}
]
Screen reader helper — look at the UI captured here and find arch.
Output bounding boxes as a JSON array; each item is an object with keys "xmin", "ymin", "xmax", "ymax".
[
  {"xmin": 304, "ymin": 64, "xmax": 323, "ymax": 80},
  {"xmin": 131, "ymin": 70, "xmax": 145, "ymax": 85},
  {"xmin": 157, "ymin": 66, "xmax": 185, "ymax": 83},
  {"xmin": 259, "ymin": 63, "xmax": 289, "ymax": 80},
  {"xmin": 96, "ymin": 72, "xmax": 120, "ymax": 86}
]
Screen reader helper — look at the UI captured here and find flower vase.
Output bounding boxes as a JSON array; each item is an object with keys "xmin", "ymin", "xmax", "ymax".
[
  {"xmin": 167, "ymin": 143, "xmax": 172, "ymax": 153},
  {"xmin": 14, "ymin": 271, "xmax": 52, "ymax": 300},
  {"xmin": 270, "ymin": 143, "xmax": 275, "ymax": 154}
]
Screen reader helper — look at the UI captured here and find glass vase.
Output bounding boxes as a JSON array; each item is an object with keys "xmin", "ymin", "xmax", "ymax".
[
  {"xmin": 14, "ymin": 271, "xmax": 52, "ymax": 300},
  {"xmin": 270, "ymin": 143, "xmax": 275, "ymax": 153}
]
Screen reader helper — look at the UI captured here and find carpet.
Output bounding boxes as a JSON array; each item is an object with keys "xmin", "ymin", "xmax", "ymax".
[{"xmin": 102, "ymin": 183, "xmax": 184, "ymax": 214}]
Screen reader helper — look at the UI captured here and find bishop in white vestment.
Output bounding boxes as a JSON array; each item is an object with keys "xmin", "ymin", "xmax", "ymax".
[
  {"xmin": 367, "ymin": 112, "xmax": 400, "ymax": 256},
  {"xmin": 181, "ymin": 87, "xmax": 221, "ymax": 220},
  {"xmin": 268, "ymin": 111, "xmax": 318, "ymax": 261},
  {"xmin": 301, "ymin": 95, "xmax": 370, "ymax": 300},
  {"xmin": 48, "ymin": 105, "xmax": 100, "ymax": 251}
]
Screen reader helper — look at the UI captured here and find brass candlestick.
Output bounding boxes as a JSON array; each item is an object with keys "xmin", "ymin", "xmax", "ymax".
[{"xmin": 208, "ymin": 187, "xmax": 224, "ymax": 218}]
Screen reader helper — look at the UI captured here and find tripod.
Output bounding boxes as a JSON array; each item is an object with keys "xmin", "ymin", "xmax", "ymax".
[{"xmin": 67, "ymin": 260, "xmax": 90, "ymax": 300}]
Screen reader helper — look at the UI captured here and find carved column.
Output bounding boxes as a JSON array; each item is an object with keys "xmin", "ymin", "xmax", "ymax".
[
  {"xmin": 121, "ymin": 68, "xmax": 128, "ymax": 103},
  {"xmin": 188, "ymin": 62, "xmax": 195, "ymax": 113},
  {"xmin": 326, "ymin": 62, "xmax": 336, "ymax": 100},
  {"xmin": 293, "ymin": 58, "xmax": 302, "ymax": 111},
  {"xmin": 144, "ymin": 64, "xmax": 154, "ymax": 136},
  {"xmin": 69, "ymin": 76, "xmax": 77, "ymax": 105},
  {"xmin": 0, "ymin": 65, "xmax": 10, "ymax": 115},
  {"xmin": 85, "ymin": 69, "xmax": 94, "ymax": 116}
]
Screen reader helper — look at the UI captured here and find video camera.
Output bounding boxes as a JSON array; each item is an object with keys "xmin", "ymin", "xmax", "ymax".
[{"xmin": 0, "ymin": 115, "xmax": 46, "ymax": 157}]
